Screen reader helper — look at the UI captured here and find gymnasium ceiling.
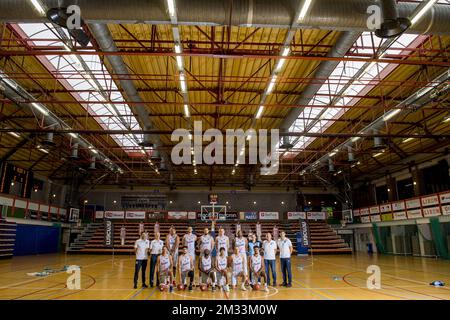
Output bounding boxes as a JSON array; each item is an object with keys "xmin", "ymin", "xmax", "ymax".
[{"xmin": 0, "ymin": 0, "xmax": 449, "ymax": 191}]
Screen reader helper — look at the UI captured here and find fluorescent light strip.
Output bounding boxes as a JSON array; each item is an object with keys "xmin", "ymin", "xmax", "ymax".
[
  {"xmin": 184, "ymin": 104, "xmax": 190, "ymax": 118},
  {"xmin": 410, "ymin": 0, "xmax": 438, "ymax": 26},
  {"xmin": 167, "ymin": 0, "xmax": 176, "ymax": 17},
  {"xmin": 297, "ymin": 0, "xmax": 313, "ymax": 22},
  {"xmin": 328, "ymin": 151, "xmax": 337, "ymax": 157},
  {"xmin": 373, "ymin": 152, "xmax": 384, "ymax": 158},
  {"xmin": 29, "ymin": 0, "xmax": 45, "ymax": 15},
  {"xmin": 69, "ymin": 132, "xmax": 78, "ymax": 139},
  {"xmin": 179, "ymin": 74, "xmax": 187, "ymax": 92},
  {"xmin": 8, "ymin": 131, "xmax": 21, "ymax": 139},
  {"xmin": 31, "ymin": 102, "xmax": 49, "ymax": 116},
  {"xmin": 402, "ymin": 137, "xmax": 415, "ymax": 143},
  {"xmin": 266, "ymin": 76, "xmax": 277, "ymax": 94},
  {"xmin": 255, "ymin": 106, "xmax": 265, "ymax": 119}
]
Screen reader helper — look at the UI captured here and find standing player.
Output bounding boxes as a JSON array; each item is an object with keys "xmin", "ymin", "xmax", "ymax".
[
  {"xmin": 183, "ymin": 227, "xmax": 198, "ymax": 279},
  {"xmin": 154, "ymin": 221, "xmax": 160, "ymax": 236},
  {"xmin": 234, "ymin": 230, "xmax": 248, "ymax": 276},
  {"xmin": 272, "ymin": 225, "xmax": 279, "ymax": 241},
  {"xmin": 236, "ymin": 221, "xmax": 241, "ymax": 234},
  {"xmin": 250, "ymin": 246, "xmax": 269, "ymax": 292},
  {"xmin": 216, "ymin": 227, "xmax": 230, "ymax": 257},
  {"xmin": 120, "ymin": 225, "xmax": 126, "ymax": 246},
  {"xmin": 166, "ymin": 226, "xmax": 180, "ymax": 278},
  {"xmin": 256, "ymin": 221, "xmax": 262, "ymax": 241},
  {"xmin": 138, "ymin": 221, "xmax": 145, "ymax": 235},
  {"xmin": 199, "ymin": 227, "xmax": 214, "ymax": 255},
  {"xmin": 156, "ymin": 246, "xmax": 174, "ymax": 293},
  {"xmin": 230, "ymin": 247, "xmax": 247, "ymax": 291},
  {"xmin": 215, "ymin": 247, "xmax": 230, "ymax": 292},
  {"xmin": 178, "ymin": 246, "xmax": 194, "ymax": 291},
  {"xmin": 149, "ymin": 232, "xmax": 164, "ymax": 287},
  {"xmin": 198, "ymin": 249, "xmax": 216, "ymax": 291}
]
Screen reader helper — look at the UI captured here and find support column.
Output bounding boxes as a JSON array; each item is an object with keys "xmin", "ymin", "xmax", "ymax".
[
  {"xmin": 386, "ymin": 176, "xmax": 398, "ymax": 202},
  {"xmin": 411, "ymin": 165, "xmax": 425, "ymax": 197}
]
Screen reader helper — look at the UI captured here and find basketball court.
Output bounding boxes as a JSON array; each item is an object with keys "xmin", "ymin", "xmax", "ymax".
[{"xmin": 1, "ymin": 0, "xmax": 450, "ymax": 304}]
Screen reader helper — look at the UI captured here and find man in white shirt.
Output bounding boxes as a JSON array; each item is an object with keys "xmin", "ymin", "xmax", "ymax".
[
  {"xmin": 215, "ymin": 227, "xmax": 230, "ymax": 256},
  {"xmin": 199, "ymin": 227, "xmax": 214, "ymax": 255},
  {"xmin": 277, "ymin": 231, "xmax": 293, "ymax": 287},
  {"xmin": 262, "ymin": 232, "xmax": 277, "ymax": 286},
  {"xmin": 133, "ymin": 233, "xmax": 149, "ymax": 289},
  {"xmin": 149, "ymin": 232, "xmax": 164, "ymax": 287}
]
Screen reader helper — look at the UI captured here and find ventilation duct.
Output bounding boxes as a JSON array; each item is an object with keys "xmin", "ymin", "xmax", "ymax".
[
  {"xmin": 42, "ymin": 131, "xmax": 55, "ymax": 146},
  {"xmin": 70, "ymin": 143, "xmax": 79, "ymax": 159},
  {"xmin": 375, "ymin": 0, "xmax": 410, "ymax": 38},
  {"xmin": 89, "ymin": 156, "xmax": 96, "ymax": 170},
  {"xmin": 347, "ymin": 146, "xmax": 356, "ymax": 162},
  {"xmin": 328, "ymin": 158, "xmax": 335, "ymax": 172},
  {"xmin": 2, "ymin": 0, "xmax": 450, "ymax": 35},
  {"xmin": 373, "ymin": 132, "xmax": 386, "ymax": 150},
  {"xmin": 46, "ymin": 7, "xmax": 90, "ymax": 47}
]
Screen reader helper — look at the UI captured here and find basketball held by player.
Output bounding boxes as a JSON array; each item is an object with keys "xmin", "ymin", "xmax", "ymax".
[
  {"xmin": 177, "ymin": 246, "xmax": 194, "ymax": 291},
  {"xmin": 198, "ymin": 249, "xmax": 216, "ymax": 291}
]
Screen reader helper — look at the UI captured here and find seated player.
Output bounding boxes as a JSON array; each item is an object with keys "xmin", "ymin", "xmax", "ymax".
[
  {"xmin": 198, "ymin": 249, "xmax": 216, "ymax": 291},
  {"xmin": 215, "ymin": 247, "xmax": 230, "ymax": 292},
  {"xmin": 231, "ymin": 247, "xmax": 248, "ymax": 291},
  {"xmin": 178, "ymin": 246, "xmax": 194, "ymax": 291},
  {"xmin": 156, "ymin": 246, "xmax": 174, "ymax": 293},
  {"xmin": 250, "ymin": 246, "xmax": 269, "ymax": 292}
]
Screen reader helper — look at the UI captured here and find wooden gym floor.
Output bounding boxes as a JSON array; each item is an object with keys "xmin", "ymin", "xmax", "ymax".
[{"xmin": 0, "ymin": 253, "xmax": 449, "ymax": 300}]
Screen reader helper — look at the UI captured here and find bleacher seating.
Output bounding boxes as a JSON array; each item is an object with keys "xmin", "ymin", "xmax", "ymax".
[{"xmin": 0, "ymin": 219, "xmax": 16, "ymax": 259}]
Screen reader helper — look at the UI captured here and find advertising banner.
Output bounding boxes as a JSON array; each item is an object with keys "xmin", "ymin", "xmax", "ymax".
[
  {"xmin": 380, "ymin": 204, "xmax": 392, "ymax": 213},
  {"xmin": 422, "ymin": 206, "xmax": 441, "ymax": 217},
  {"xmin": 104, "ymin": 220, "xmax": 114, "ymax": 247},
  {"xmin": 259, "ymin": 212, "xmax": 279, "ymax": 220},
  {"xmin": 370, "ymin": 214, "xmax": 381, "ymax": 222},
  {"xmin": 147, "ymin": 211, "xmax": 165, "ymax": 220},
  {"xmin": 125, "ymin": 211, "xmax": 146, "ymax": 220},
  {"xmin": 361, "ymin": 216, "xmax": 371, "ymax": 223},
  {"xmin": 407, "ymin": 209, "xmax": 423, "ymax": 219},
  {"xmin": 242, "ymin": 212, "xmax": 257, "ymax": 220},
  {"xmin": 439, "ymin": 192, "xmax": 450, "ymax": 204},
  {"xmin": 188, "ymin": 211, "xmax": 197, "ymax": 220},
  {"xmin": 369, "ymin": 206, "xmax": 380, "ymax": 214},
  {"xmin": 406, "ymin": 198, "xmax": 421, "ymax": 209},
  {"xmin": 296, "ymin": 219, "xmax": 310, "ymax": 255},
  {"xmin": 287, "ymin": 212, "xmax": 306, "ymax": 220},
  {"xmin": 392, "ymin": 201, "xmax": 406, "ymax": 211},
  {"xmin": 360, "ymin": 208, "xmax": 369, "ymax": 215},
  {"xmin": 421, "ymin": 195, "xmax": 440, "ymax": 207},
  {"xmin": 393, "ymin": 211, "xmax": 407, "ymax": 220},
  {"xmin": 442, "ymin": 205, "xmax": 450, "ymax": 216},
  {"xmin": 306, "ymin": 212, "xmax": 326, "ymax": 220},
  {"xmin": 167, "ymin": 211, "xmax": 188, "ymax": 220},
  {"xmin": 69, "ymin": 208, "xmax": 80, "ymax": 222},
  {"xmin": 104, "ymin": 211, "xmax": 125, "ymax": 219},
  {"xmin": 95, "ymin": 211, "xmax": 104, "ymax": 219}
]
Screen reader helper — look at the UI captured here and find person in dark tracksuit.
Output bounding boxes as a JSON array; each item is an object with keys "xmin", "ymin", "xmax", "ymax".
[
  {"xmin": 149, "ymin": 232, "xmax": 164, "ymax": 287},
  {"xmin": 133, "ymin": 232, "xmax": 149, "ymax": 289}
]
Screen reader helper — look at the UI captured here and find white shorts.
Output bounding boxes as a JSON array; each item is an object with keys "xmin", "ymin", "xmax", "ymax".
[
  {"xmin": 201, "ymin": 270, "xmax": 216, "ymax": 284},
  {"xmin": 171, "ymin": 251, "xmax": 179, "ymax": 267},
  {"xmin": 216, "ymin": 270, "xmax": 227, "ymax": 286}
]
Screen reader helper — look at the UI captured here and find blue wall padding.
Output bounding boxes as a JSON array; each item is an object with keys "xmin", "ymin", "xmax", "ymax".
[{"xmin": 14, "ymin": 224, "xmax": 60, "ymax": 256}]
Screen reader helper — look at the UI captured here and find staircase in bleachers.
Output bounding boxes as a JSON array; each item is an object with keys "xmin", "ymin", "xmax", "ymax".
[
  {"xmin": 0, "ymin": 219, "xmax": 16, "ymax": 259},
  {"xmin": 290, "ymin": 221, "xmax": 352, "ymax": 254}
]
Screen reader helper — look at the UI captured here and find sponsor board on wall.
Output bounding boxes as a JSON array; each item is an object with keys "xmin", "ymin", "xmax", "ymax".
[
  {"xmin": 442, "ymin": 205, "xmax": 450, "ymax": 215},
  {"xmin": 196, "ymin": 212, "xmax": 238, "ymax": 220},
  {"xmin": 188, "ymin": 211, "xmax": 197, "ymax": 220},
  {"xmin": 393, "ymin": 211, "xmax": 407, "ymax": 220},
  {"xmin": 69, "ymin": 208, "xmax": 80, "ymax": 222},
  {"xmin": 259, "ymin": 212, "xmax": 279, "ymax": 220},
  {"xmin": 422, "ymin": 206, "xmax": 441, "ymax": 217},
  {"xmin": 95, "ymin": 211, "xmax": 104, "ymax": 219},
  {"xmin": 439, "ymin": 192, "xmax": 450, "ymax": 204},
  {"xmin": 104, "ymin": 211, "xmax": 125, "ymax": 219},
  {"xmin": 353, "ymin": 209, "xmax": 360, "ymax": 217},
  {"xmin": 360, "ymin": 208, "xmax": 369, "ymax": 215},
  {"xmin": 125, "ymin": 211, "xmax": 146, "ymax": 219},
  {"xmin": 287, "ymin": 212, "xmax": 306, "ymax": 220},
  {"xmin": 167, "ymin": 211, "xmax": 188, "ymax": 220},
  {"xmin": 381, "ymin": 213, "xmax": 393, "ymax": 221},
  {"xmin": 392, "ymin": 201, "xmax": 406, "ymax": 211},
  {"xmin": 380, "ymin": 204, "xmax": 392, "ymax": 213},
  {"xmin": 406, "ymin": 198, "xmax": 421, "ymax": 209},
  {"xmin": 242, "ymin": 212, "xmax": 257, "ymax": 220},
  {"xmin": 361, "ymin": 216, "xmax": 371, "ymax": 223},
  {"xmin": 147, "ymin": 211, "xmax": 165, "ymax": 220},
  {"xmin": 369, "ymin": 206, "xmax": 380, "ymax": 214},
  {"xmin": 421, "ymin": 195, "xmax": 440, "ymax": 207},
  {"xmin": 407, "ymin": 209, "xmax": 423, "ymax": 219},
  {"xmin": 370, "ymin": 214, "xmax": 381, "ymax": 222},
  {"xmin": 307, "ymin": 212, "xmax": 326, "ymax": 220}
]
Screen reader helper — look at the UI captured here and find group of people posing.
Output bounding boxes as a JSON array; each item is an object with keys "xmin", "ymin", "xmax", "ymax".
[{"xmin": 133, "ymin": 224, "xmax": 293, "ymax": 293}]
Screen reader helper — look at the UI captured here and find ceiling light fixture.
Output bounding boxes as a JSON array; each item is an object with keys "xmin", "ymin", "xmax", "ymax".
[
  {"xmin": 297, "ymin": 0, "xmax": 313, "ymax": 22},
  {"xmin": 410, "ymin": 0, "xmax": 438, "ymax": 26},
  {"xmin": 255, "ymin": 106, "xmax": 264, "ymax": 119}
]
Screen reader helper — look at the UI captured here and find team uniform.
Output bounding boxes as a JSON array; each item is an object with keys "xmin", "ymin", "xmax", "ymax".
[
  {"xmin": 167, "ymin": 234, "xmax": 179, "ymax": 266},
  {"xmin": 215, "ymin": 255, "xmax": 229, "ymax": 287},
  {"xmin": 235, "ymin": 237, "xmax": 248, "ymax": 274},
  {"xmin": 199, "ymin": 234, "xmax": 214, "ymax": 254},
  {"xmin": 216, "ymin": 235, "xmax": 229, "ymax": 256},
  {"xmin": 158, "ymin": 254, "xmax": 171, "ymax": 284},
  {"xmin": 179, "ymin": 254, "xmax": 194, "ymax": 287},
  {"xmin": 184, "ymin": 233, "xmax": 197, "ymax": 262},
  {"xmin": 231, "ymin": 253, "xmax": 246, "ymax": 289},
  {"xmin": 199, "ymin": 255, "xmax": 216, "ymax": 286}
]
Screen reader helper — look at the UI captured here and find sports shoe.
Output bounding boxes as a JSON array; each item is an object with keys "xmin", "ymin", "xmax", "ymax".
[
  {"xmin": 264, "ymin": 285, "xmax": 269, "ymax": 292},
  {"xmin": 169, "ymin": 285, "xmax": 173, "ymax": 293},
  {"xmin": 212, "ymin": 286, "xmax": 216, "ymax": 292},
  {"xmin": 133, "ymin": 284, "xmax": 137, "ymax": 289},
  {"xmin": 142, "ymin": 284, "xmax": 148, "ymax": 288},
  {"xmin": 188, "ymin": 284, "xmax": 193, "ymax": 291},
  {"xmin": 286, "ymin": 283, "xmax": 292, "ymax": 288},
  {"xmin": 224, "ymin": 284, "xmax": 230, "ymax": 292},
  {"xmin": 241, "ymin": 284, "xmax": 247, "ymax": 291}
]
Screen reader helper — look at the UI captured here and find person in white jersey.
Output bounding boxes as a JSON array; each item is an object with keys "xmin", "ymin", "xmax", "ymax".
[
  {"xmin": 256, "ymin": 222, "xmax": 262, "ymax": 241},
  {"xmin": 230, "ymin": 246, "xmax": 247, "ymax": 291},
  {"xmin": 156, "ymin": 246, "xmax": 174, "ymax": 293},
  {"xmin": 149, "ymin": 232, "xmax": 164, "ymax": 287},
  {"xmin": 277, "ymin": 231, "xmax": 293, "ymax": 287},
  {"xmin": 272, "ymin": 225, "xmax": 279, "ymax": 241},
  {"xmin": 154, "ymin": 221, "xmax": 160, "ymax": 236},
  {"xmin": 215, "ymin": 227, "xmax": 230, "ymax": 257},
  {"xmin": 166, "ymin": 226, "xmax": 180, "ymax": 277},
  {"xmin": 133, "ymin": 232, "xmax": 149, "ymax": 289},
  {"xmin": 215, "ymin": 247, "xmax": 230, "ymax": 292},
  {"xmin": 198, "ymin": 249, "xmax": 216, "ymax": 291},
  {"xmin": 250, "ymin": 246, "xmax": 269, "ymax": 292},
  {"xmin": 236, "ymin": 222, "xmax": 241, "ymax": 234},
  {"xmin": 234, "ymin": 230, "xmax": 248, "ymax": 275},
  {"xmin": 120, "ymin": 225, "xmax": 126, "ymax": 246},
  {"xmin": 182, "ymin": 227, "xmax": 198, "ymax": 277},
  {"xmin": 262, "ymin": 232, "xmax": 277, "ymax": 286},
  {"xmin": 199, "ymin": 227, "xmax": 214, "ymax": 255},
  {"xmin": 178, "ymin": 246, "xmax": 194, "ymax": 291}
]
